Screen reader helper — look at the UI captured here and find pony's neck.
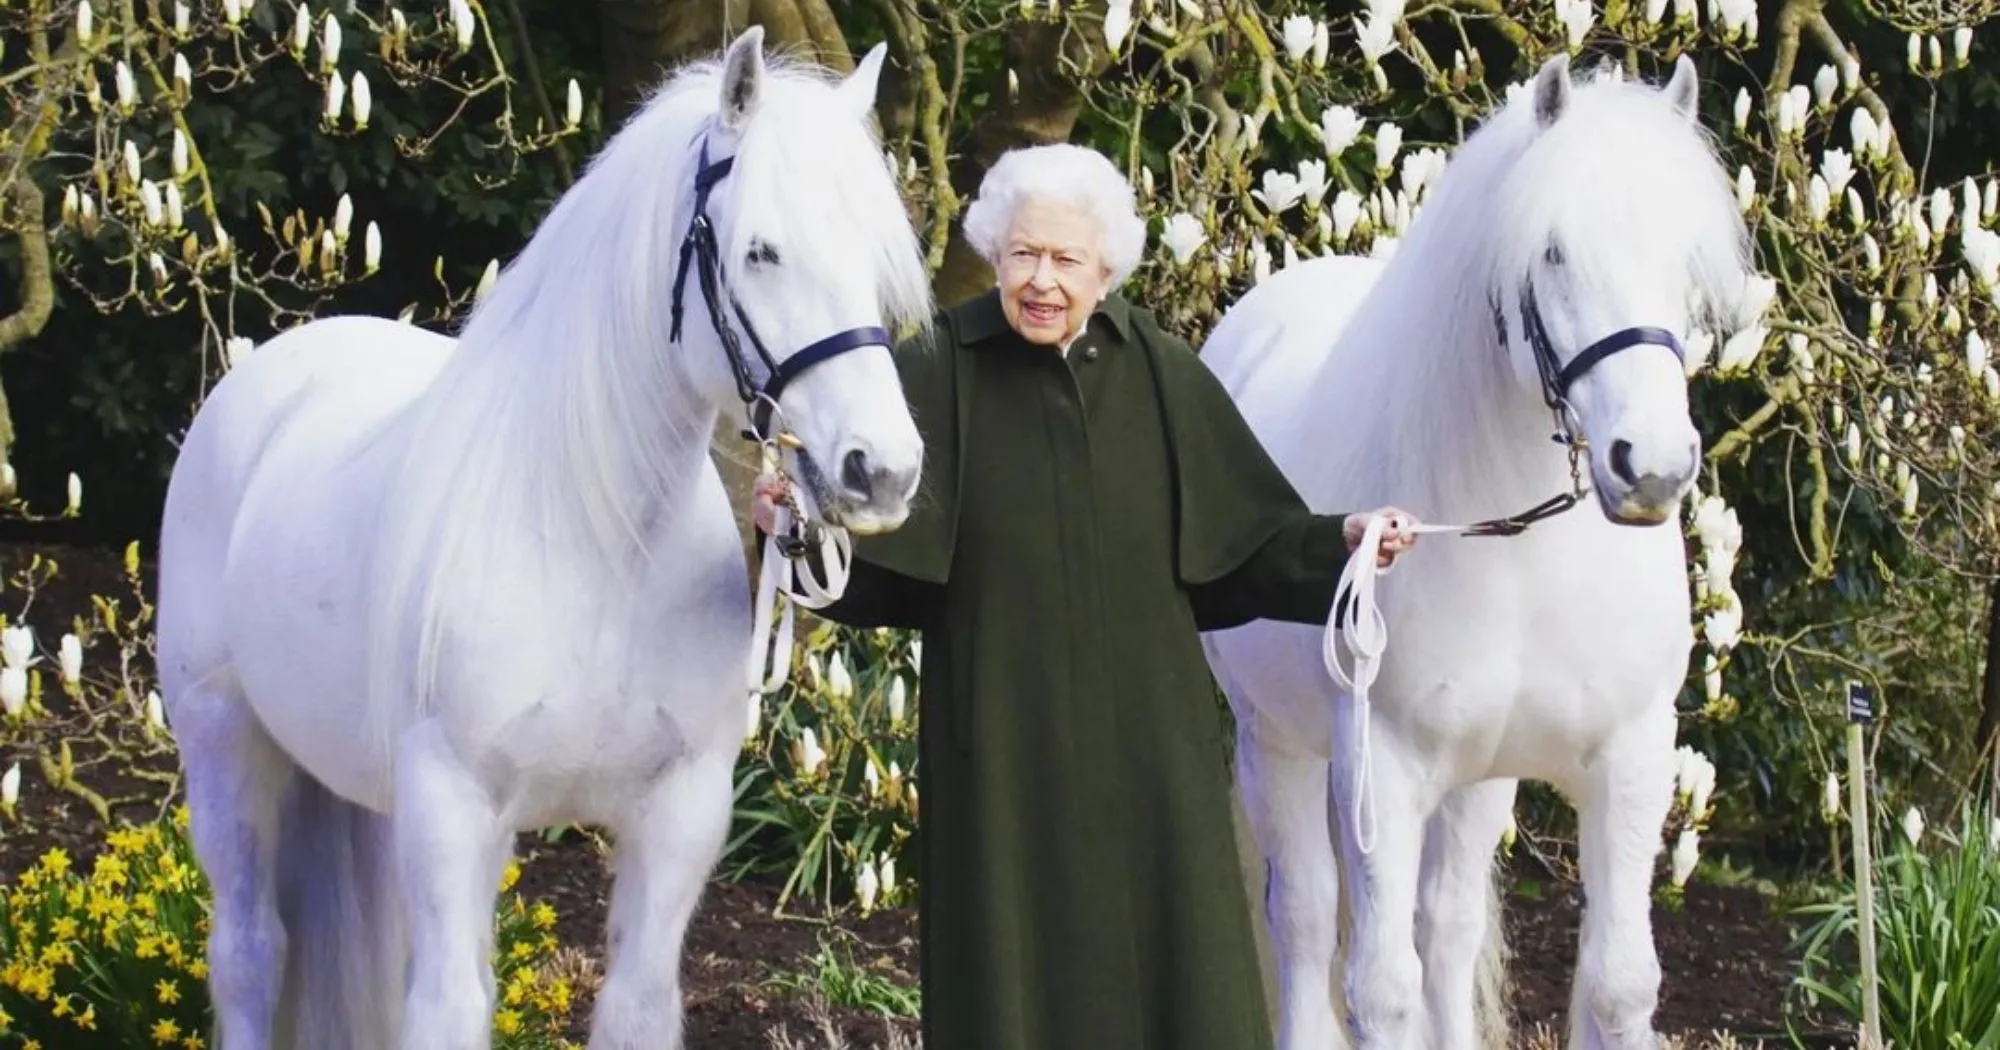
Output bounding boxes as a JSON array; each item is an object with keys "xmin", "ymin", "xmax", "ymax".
[
  {"xmin": 409, "ymin": 114, "xmax": 724, "ymax": 565},
  {"xmin": 1307, "ymin": 230, "xmax": 1570, "ymax": 523}
]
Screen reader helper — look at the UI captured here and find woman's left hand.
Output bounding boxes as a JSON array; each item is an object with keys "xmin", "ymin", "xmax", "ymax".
[{"xmin": 1344, "ymin": 507, "xmax": 1421, "ymax": 569}]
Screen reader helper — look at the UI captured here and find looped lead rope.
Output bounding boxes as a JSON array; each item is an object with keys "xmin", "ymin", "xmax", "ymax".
[
  {"xmin": 1319, "ymin": 512, "xmax": 1499, "ymax": 856},
  {"xmin": 745, "ymin": 437, "xmax": 853, "ymax": 707}
]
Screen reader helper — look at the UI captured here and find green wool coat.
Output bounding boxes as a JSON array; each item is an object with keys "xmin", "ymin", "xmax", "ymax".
[{"xmin": 798, "ymin": 287, "xmax": 1356, "ymax": 1050}]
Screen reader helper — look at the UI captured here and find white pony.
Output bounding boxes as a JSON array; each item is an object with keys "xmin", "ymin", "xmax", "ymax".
[
  {"xmin": 1199, "ymin": 55, "xmax": 1751, "ymax": 1050},
  {"xmin": 154, "ymin": 29, "xmax": 932, "ymax": 1050}
]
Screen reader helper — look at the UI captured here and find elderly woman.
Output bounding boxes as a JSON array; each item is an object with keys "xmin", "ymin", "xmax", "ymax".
[{"xmin": 753, "ymin": 143, "xmax": 1417, "ymax": 1050}]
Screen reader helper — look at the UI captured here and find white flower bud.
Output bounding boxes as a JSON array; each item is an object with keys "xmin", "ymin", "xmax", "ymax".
[
  {"xmin": 1902, "ymin": 806, "xmax": 1925, "ymax": 846},
  {"xmin": 566, "ymin": 79, "xmax": 583, "ymax": 128},
  {"xmin": 172, "ymin": 128, "xmax": 189, "ymax": 176},
  {"xmin": 364, "ymin": 221, "xmax": 381, "ymax": 275},
  {"xmin": 351, "ymin": 71, "xmax": 371, "ymax": 130},
  {"xmin": 1822, "ymin": 772, "xmax": 1840, "ymax": 821},
  {"xmin": 1671, "ymin": 828, "xmax": 1700, "ymax": 887}
]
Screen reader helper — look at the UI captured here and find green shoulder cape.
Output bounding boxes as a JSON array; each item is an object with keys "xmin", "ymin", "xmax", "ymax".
[{"xmin": 851, "ymin": 288, "xmax": 1312, "ymax": 589}]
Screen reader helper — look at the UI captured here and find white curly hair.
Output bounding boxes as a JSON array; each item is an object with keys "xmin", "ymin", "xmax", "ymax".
[{"xmin": 960, "ymin": 143, "xmax": 1148, "ymax": 288}]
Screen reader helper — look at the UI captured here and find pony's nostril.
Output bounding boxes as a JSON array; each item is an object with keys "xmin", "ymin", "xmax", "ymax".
[
  {"xmin": 1610, "ymin": 439, "xmax": 1639, "ymax": 486},
  {"xmin": 841, "ymin": 448, "xmax": 872, "ymax": 496}
]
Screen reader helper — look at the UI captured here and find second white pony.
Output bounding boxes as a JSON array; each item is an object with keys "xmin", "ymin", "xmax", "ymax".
[{"xmin": 1200, "ymin": 55, "xmax": 1752, "ymax": 1050}]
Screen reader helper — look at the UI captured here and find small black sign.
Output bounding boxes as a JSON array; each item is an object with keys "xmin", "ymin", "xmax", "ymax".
[{"xmin": 1847, "ymin": 681, "xmax": 1876, "ymax": 725}]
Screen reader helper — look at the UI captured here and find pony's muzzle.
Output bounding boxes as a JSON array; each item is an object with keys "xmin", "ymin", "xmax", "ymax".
[
  {"xmin": 829, "ymin": 443, "xmax": 919, "ymax": 533},
  {"xmin": 1602, "ymin": 435, "xmax": 1698, "ymax": 524}
]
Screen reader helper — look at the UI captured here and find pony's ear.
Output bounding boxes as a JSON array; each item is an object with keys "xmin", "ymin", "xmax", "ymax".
[
  {"xmin": 1662, "ymin": 53, "xmax": 1700, "ymax": 122},
  {"xmin": 1533, "ymin": 52, "xmax": 1571, "ymax": 128},
  {"xmin": 836, "ymin": 42, "xmax": 888, "ymax": 121},
  {"xmin": 719, "ymin": 26, "xmax": 767, "ymax": 131}
]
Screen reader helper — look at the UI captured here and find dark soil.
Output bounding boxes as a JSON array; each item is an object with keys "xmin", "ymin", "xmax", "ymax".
[{"xmin": 0, "ymin": 538, "xmax": 1830, "ymax": 1048}]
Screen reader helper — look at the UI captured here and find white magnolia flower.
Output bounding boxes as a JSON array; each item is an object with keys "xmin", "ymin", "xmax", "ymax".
[
  {"xmin": 114, "ymin": 60, "xmax": 137, "ymax": 110},
  {"xmin": 827, "ymin": 653, "xmax": 853, "ymax": 699},
  {"xmin": 799, "ymin": 727, "xmax": 827, "ymax": 777},
  {"xmin": 321, "ymin": 12, "xmax": 342, "ymax": 71},
  {"xmin": 1280, "ymin": 14, "xmax": 1315, "ymax": 63},
  {"xmin": 0, "ymin": 669, "xmax": 24, "ymax": 716},
  {"xmin": 2, "ymin": 625, "xmax": 33, "ymax": 670},
  {"xmin": 223, "ymin": 335, "xmax": 255, "ymax": 369},
  {"xmin": 1329, "ymin": 191, "xmax": 1363, "ymax": 242},
  {"xmin": 1733, "ymin": 88, "xmax": 1750, "ymax": 130},
  {"xmin": 1843, "ymin": 421, "xmax": 1862, "ymax": 467},
  {"xmin": 1716, "ymin": 324, "xmax": 1767, "ymax": 375},
  {"xmin": 1820, "ymin": 148, "xmax": 1855, "ymax": 196},
  {"xmin": 1813, "ymin": 64, "xmax": 1838, "ymax": 106},
  {"xmin": 1253, "ymin": 169, "xmax": 1303, "ymax": 214},
  {"xmin": 58, "ymin": 634, "xmax": 81, "ymax": 686},
  {"xmin": 1683, "ymin": 330, "xmax": 1715, "ymax": 375},
  {"xmin": 1552, "ymin": 0, "xmax": 1593, "ymax": 47},
  {"xmin": 1702, "ymin": 654, "xmax": 1722, "ymax": 702},
  {"xmin": 1354, "ymin": 10, "xmax": 1395, "ymax": 63},
  {"xmin": 1371, "ymin": 122, "xmax": 1402, "ymax": 174},
  {"xmin": 1953, "ymin": 27, "xmax": 1973, "ymax": 67},
  {"xmin": 292, "ymin": 2, "xmax": 311, "ymax": 54},
  {"xmin": 1807, "ymin": 176, "xmax": 1831, "ymax": 223},
  {"xmin": 0, "ymin": 762, "xmax": 17, "ymax": 808},
  {"xmin": 1103, "ymin": 0, "xmax": 1132, "ymax": 52},
  {"xmin": 1296, "ymin": 159, "xmax": 1330, "ymax": 209},
  {"xmin": 146, "ymin": 689, "xmax": 166, "ymax": 731},
  {"xmin": 1320, "ymin": 104, "xmax": 1363, "ymax": 156},
  {"xmin": 450, "ymin": 0, "xmax": 476, "ymax": 51},
  {"xmin": 351, "ymin": 71, "xmax": 372, "ymax": 129},
  {"xmin": 888, "ymin": 676, "xmax": 907, "ymax": 726},
  {"xmin": 1968, "ymin": 331, "xmax": 1988, "ymax": 377},
  {"xmin": 1735, "ymin": 165, "xmax": 1756, "ymax": 212},
  {"xmin": 66, "ymin": 473, "xmax": 81, "ymax": 515},
  {"xmin": 567, "ymin": 79, "xmax": 584, "ymax": 128},
  {"xmin": 364, "ymin": 221, "xmax": 382, "ymax": 275}
]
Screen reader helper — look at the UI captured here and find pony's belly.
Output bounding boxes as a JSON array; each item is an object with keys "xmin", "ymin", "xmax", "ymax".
[{"xmin": 1373, "ymin": 559, "xmax": 1693, "ymax": 787}]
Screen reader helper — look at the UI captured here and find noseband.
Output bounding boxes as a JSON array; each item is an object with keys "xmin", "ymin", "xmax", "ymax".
[
  {"xmin": 1465, "ymin": 279, "xmax": 1689, "ymax": 536},
  {"xmin": 667, "ymin": 132, "xmax": 890, "ymax": 446}
]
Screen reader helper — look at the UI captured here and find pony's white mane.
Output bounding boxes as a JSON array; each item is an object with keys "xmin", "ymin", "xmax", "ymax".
[
  {"xmin": 1299, "ymin": 62, "xmax": 1750, "ymax": 514},
  {"xmin": 361, "ymin": 51, "xmax": 933, "ymax": 753}
]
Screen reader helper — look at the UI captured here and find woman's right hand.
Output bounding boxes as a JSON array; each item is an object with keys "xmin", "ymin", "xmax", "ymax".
[{"xmin": 752, "ymin": 471, "xmax": 790, "ymax": 534}]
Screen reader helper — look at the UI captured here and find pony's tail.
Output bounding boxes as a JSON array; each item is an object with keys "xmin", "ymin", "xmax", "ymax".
[
  {"xmin": 270, "ymin": 772, "xmax": 405, "ymax": 1050},
  {"xmin": 1474, "ymin": 864, "xmax": 1514, "ymax": 1050}
]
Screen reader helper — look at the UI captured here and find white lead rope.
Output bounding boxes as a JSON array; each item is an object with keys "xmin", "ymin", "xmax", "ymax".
[
  {"xmin": 745, "ymin": 446, "xmax": 853, "ymax": 717},
  {"xmin": 1321, "ymin": 512, "xmax": 1480, "ymax": 857}
]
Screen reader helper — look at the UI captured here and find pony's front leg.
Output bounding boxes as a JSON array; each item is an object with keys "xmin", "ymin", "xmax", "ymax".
[
  {"xmin": 1417, "ymin": 779, "xmax": 1517, "ymax": 1050},
  {"xmin": 395, "ymin": 720, "xmax": 513, "ymax": 1050},
  {"xmin": 1566, "ymin": 707, "xmax": 1677, "ymax": 1050},
  {"xmin": 1236, "ymin": 708, "xmax": 1347, "ymax": 1050},
  {"xmin": 1332, "ymin": 725, "xmax": 1431, "ymax": 1050},
  {"xmin": 590, "ymin": 737, "xmax": 737, "ymax": 1050}
]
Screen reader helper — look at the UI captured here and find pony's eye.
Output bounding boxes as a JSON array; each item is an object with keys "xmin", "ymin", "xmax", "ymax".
[
  {"xmin": 1544, "ymin": 241, "xmax": 1566, "ymax": 267},
  {"xmin": 746, "ymin": 239, "xmax": 781, "ymax": 267}
]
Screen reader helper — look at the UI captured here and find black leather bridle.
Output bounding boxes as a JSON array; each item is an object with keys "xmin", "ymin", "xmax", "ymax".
[
  {"xmin": 1459, "ymin": 278, "xmax": 1689, "ymax": 537},
  {"xmin": 667, "ymin": 133, "xmax": 891, "ymax": 445}
]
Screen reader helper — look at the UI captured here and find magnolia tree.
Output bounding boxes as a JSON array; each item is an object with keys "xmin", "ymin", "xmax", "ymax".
[
  {"xmin": 0, "ymin": 0, "xmax": 585, "ymax": 492},
  {"xmin": 853, "ymin": 0, "xmax": 2000, "ymax": 874},
  {"xmin": 0, "ymin": 0, "xmax": 584, "ymax": 845}
]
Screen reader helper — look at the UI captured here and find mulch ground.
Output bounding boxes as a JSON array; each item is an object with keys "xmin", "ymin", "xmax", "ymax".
[{"xmin": 0, "ymin": 537, "xmax": 1829, "ymax": 1048}]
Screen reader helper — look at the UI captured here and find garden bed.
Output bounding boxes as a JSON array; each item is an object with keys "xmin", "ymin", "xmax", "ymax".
[{"xmin": 0, "ymin": 538, "xmax": 1825, "ymax": 1048}]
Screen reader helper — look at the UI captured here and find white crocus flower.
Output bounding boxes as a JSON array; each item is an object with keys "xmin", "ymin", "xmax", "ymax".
[
  {"xmin": 1901, "ymin": 806, "xmax": 1925, "ymax": 846},
  {"xmin": 1671, "ymin": 828, "xmax": 1700, "ymax": 886}
]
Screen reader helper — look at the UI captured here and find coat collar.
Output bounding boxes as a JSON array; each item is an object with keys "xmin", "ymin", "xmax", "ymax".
[{"xmin": 952, "ymin": 286, "xmax": 1133, "ymax": 347}]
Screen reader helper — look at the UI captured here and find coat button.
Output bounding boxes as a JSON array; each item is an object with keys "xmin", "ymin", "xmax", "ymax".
[{"xmin": 1083, "ymin": 345, "xmax": 1099, "ymax": 361}]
